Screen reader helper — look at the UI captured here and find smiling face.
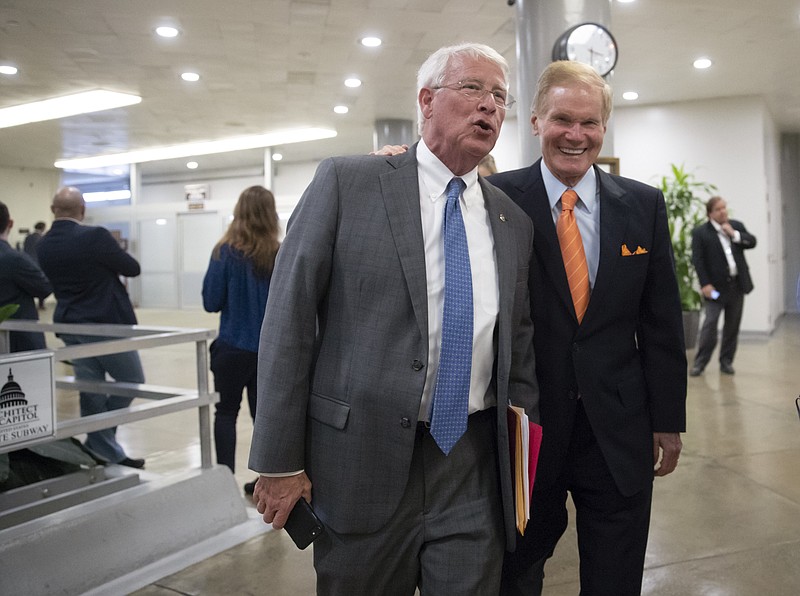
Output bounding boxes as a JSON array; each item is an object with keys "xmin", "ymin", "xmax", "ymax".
[
  {"xmin": 532, "ymin": 83, "xmax": 607, "ymax": 187},
  {"xmin": 419, "ymin": 54, "xmax": 507, "ymax": 175}
]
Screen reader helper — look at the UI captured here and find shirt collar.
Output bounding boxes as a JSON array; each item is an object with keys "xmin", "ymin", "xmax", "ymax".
[
  {"xmin": 710, "ymin": 218, "xmax": 724, "ymax": 233},
  {"xmin": 417, "ymin": 139, "xmax": 479, "ymax": 210},
  {"xmin": 540, "ymin": 160, "xmax": 597, "ymax": 213}
]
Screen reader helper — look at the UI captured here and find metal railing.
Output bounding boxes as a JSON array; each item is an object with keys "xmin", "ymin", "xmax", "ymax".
[{"xmin": 0, "ymin": 320, "xmax": 218, "ymax": 465}]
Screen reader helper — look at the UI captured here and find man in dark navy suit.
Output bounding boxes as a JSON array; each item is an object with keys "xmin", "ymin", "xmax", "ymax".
[
  {"xmin": 490, "ymin": 61, "xmax": 687, "ymax": 596},
  {"xmin": 37, "ymin": 187, "xmax": 146, "ymax": 468},
  {"xmin": 690, "ymin": 196, "xmax": 756, "ymax": 376}
]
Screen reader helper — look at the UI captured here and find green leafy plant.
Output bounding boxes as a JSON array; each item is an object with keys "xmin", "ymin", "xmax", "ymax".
[
  {"xmin": 0, "ymin": 304, "xmax": 19, "ymax": 323},
  {"xmin": 659, "ymin": 164, "xmax": 717, "ymax": 311}
]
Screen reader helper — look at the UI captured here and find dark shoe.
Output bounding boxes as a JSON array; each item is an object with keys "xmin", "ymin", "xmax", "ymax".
[
  {"xmin": 119, "ymin": 457, "xmax": 145, "ymax": 469},
  {"xmin": 689, "ymin": 365, "xmax": 704, "ymax": 377},
  {"xmin": 244, "ymin": 478, "xmax": 258, "ymax": 495},
  {"xmin": 720, "ymin": 362, "xmax": 735, "ymax": 375}
]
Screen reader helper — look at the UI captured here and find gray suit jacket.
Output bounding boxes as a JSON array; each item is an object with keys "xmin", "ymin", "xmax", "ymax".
[{"xmin": 248, "ymin": 145, "xmax": 539, "ymax": 549}]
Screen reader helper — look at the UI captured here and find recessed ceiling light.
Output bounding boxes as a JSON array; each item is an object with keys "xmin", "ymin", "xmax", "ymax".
[
  {"xmin": 344, "ymin": 78, "xmax": 362, "ymax": 88},
  {"xmin": 0, "ymin": 65, "xmax": 18, "ymax": 75},
  {"xmin": 622, "ymin": 91, "xmax": 639, "ymax": 101},
  {"xmin": 181, "ymin": 72, "xmax": 200, "ymax": 82},
  {"xmin": 186, "ymin": 161, "xmax": 199, "ymax": 169},
  {"xmin": 333, "ymin": 105, "xmax": 349, "ymax": 114},
  {"xmin": 156, "ymin": 218, "xmax": 168, "ymax": 226},
  {"xmin": 360, "ymin": 37, "xmax": 382, "ymax": 48},
  {"xmin": 693, "ymin": 57, "xmax": 712, "ymax": 69},
  {"xmin": 0, "ymin": 89, "xmax": 141, "ymax": 129},
  {"xmin": 156, "ymin": 26, "xmax": 179, "ymax": 38},
  {"xmin": 54, "ymin": 127, "xmax": 338, "ymax": 169},
  {"xmin": 272, "ymin": 153, "xmax": 283, "ymax": 161}
]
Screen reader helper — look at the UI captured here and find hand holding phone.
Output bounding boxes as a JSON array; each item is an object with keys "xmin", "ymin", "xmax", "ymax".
[{"xmin": 284, "ymin": 498, "xmax": 325, "ymax": 550}]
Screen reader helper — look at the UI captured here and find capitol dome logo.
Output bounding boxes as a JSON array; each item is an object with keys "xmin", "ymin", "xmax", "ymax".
[{"xmin": 1, "ymin": 368, "xmax": 28, "ymax": 409}]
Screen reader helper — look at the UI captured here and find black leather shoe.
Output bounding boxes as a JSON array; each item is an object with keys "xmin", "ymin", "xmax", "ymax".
[
  {"xmin": 720, "ymin": 362, "xmax": 735, "ymax": 375},
  {"xmin": 689, "ymin": 366, "xmax": 704, "ymax": 377},
  {"xmin": 119, "ymin": 457, "xmax": 145, "ymax": 469},
  {"xmin": 244, "ymin": 479, "xmax": 258, "ymax": 495}
]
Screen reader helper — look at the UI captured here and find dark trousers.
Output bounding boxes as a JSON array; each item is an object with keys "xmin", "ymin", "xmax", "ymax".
[
  {"xmin": 209, "ymin": 339, "xmax": 257, "ymax": 472},
  {"xmin": 693, "ymin": 287, "xmax": 745, "ymax": 369},
  {"xmin": 313, "ymin": 408, "xmax": 505, "ymax": 596},
  {"xmin": 501, "ymin": 401, "xmax": 653, "ymax": 596}
]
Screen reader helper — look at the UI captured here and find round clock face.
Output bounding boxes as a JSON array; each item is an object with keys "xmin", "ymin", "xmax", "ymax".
[{"xmin": 553, "ymin": 23, "xmax": 618, "ymax": 77}]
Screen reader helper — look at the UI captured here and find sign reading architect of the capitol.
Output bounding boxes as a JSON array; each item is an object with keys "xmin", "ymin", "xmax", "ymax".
[{"xmin": 0, "ymin": 352, "xmax": 55, "ymax": 450}]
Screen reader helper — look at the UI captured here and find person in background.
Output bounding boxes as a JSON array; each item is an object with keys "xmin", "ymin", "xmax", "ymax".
[
  {"xmin": 478, "ymin": 153, "xmax": 498, "ymax": 177},
  {"xmin": 488, "ymin": 60, "xmax": 687, "ymax": 595},
  {"xmin": 202, "ymin": 185, "xmax": 280, "ymax": 495},
  {"xmin": 23, "ymin": 221, "xmax": 47, "ymax": 309},
  {"xmin": 689, "ymin": 196, "xmax": 756, "ymax": 376},
  {"xmin": 0, "ymin": 202, "xmax": 51, "ymax": 351},
  {"xmin": 37, "ymin": 187, "xmax": 146, "ymax": 469},
  {"xmin": 248, "ymin": 42, "xmax": 538, "ymax": 594}
]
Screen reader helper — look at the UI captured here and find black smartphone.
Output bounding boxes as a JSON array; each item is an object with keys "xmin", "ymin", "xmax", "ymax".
[{"xmin": 284, "ymin": 498, "xmax": 325, "ymax": 550}]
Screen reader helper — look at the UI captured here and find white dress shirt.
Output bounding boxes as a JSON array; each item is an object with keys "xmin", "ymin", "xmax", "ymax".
[
  {"xmin": 416, "ymin": 139, "xmax": 499, "ymax": 422},
  {"xmin": 710, "ymin": 219, "xmax": 740, "ymax": 276}
]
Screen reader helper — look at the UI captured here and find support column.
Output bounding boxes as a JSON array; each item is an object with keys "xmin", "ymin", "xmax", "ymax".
[
  {"xmin": 513, "ymin": 0, "xmax": 613, "ymax": 165},
  {"xmin": 373, "ymin": 118, "xmax": 415, "ymax": 152}
]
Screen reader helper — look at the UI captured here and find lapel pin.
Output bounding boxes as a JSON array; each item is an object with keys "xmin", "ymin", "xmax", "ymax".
[{"xmin": 499, "ymin": 213, "xmax": 507, "ymax": 222}]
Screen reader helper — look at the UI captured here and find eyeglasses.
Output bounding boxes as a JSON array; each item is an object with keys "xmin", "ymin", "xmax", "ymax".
[{"xmin": 432, "ymin": 80, "xmax": 516, "ymax": 110}]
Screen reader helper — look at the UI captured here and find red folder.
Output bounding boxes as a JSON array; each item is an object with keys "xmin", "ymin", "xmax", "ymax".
[{"xmin": 507, "ymin": 405, "xmax": 543, "ymax": 535}]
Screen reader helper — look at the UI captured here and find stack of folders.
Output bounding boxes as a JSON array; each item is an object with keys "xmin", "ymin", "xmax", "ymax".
[{"xmin": 507, "ymin": 404, "xmax": 543, "ymax": 535}]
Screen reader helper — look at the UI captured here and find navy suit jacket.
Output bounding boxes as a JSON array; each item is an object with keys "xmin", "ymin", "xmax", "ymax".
[
  {"xmin": 0, "ymin": 239, "xmax": 52, "ymax": 351},
  {"xmin": 691, "ymin": 219, "xmax": 756, "ymax": 297},
  {"xmin": 37, "ymin": 219, "xmax": 140, "ymax": 325},
  {"xmin": 489, "ymin": 160, "xmax": 687, "ymax": 497}
]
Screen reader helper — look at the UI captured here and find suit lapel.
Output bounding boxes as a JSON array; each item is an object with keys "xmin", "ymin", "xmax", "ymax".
[
  {"xmin": 514, "ymin": 161, "xmax": 575, "ymax": 318},
  {"xmin": 585, "ymin": 168, "xmax": 630, "ymax": 325},
  {"xmin": 482, "ymin": 179, "xmax": 516, "ymax": 333},
  {"xmin": 379, "ymin": 146, "xmax": 429, "ymax": 343}
]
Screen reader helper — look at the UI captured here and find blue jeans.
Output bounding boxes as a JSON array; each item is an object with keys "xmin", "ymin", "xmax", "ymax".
[{"xmin": 60, "ymin": 334, "xmax": 145, "ymax": 463}]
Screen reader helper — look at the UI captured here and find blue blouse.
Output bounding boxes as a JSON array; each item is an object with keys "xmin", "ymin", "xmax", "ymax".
[{"xmin": 202, "ymin": 243, "xmax": 271, "ymax": 353}]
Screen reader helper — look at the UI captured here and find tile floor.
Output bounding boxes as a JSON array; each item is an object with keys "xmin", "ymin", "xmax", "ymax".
[{"xmin": 45, "ymin": 306, "xmax": 800, "ymax": 594}]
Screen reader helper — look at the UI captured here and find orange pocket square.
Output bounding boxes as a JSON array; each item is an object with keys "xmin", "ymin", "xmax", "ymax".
[{"xmin": 621, "ymin": 244, "xmax": 649, "ymax": 256}]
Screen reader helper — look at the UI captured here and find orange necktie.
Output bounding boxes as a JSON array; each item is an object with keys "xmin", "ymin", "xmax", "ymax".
[{"xmin": 557, "ymin": 189, "xmax": 590, "ymax": 323}]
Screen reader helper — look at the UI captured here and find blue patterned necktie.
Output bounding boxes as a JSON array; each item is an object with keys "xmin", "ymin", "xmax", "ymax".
[{"xmin": 430, "ymin": 177, "xmax": 473, "ymax": 455}]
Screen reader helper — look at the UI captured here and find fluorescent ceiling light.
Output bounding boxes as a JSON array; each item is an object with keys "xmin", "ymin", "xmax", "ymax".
[
  {"xmin": 0, "ymin": 65, "xmax": 18, "ymax": 75},
  {"xmin": 344, "ymin": 78, "xmax": 362, "ymax": 88},
  {"xmin": 181, "ymin": 72, "xmax": 200, "ymax": 82},
  {"xmin": 693, "ymin": 58, "xmax": 712, "ymax": 69},
  {"xmin": 156, "ymin": 26, "xmax": 179, "ymax": 38},
  {"xmin": 360, "ymin": 37, "xmax": 382, "ymax": 47},
  {"xmin": 622, "ymin": 91, "xmax": 639, "ymax": 101},
  {"xmin": 54, "ymin": 127, "xmax": 338, "ymax": 169},
  {"xmin": 186, "ymin": 161, "xmax": 199, "ymax": 169},
  {"xmin": 272, "ymin": 153, "xmax": 283, "ymax": 161},
  {"xmin": 0, "ymin": 90, "xmax": 141, "ymax": 129},
  {"xmin": 84, "ymin": 189, "xmax": 132, "ymax": 203},
  {"xmin": 333, "ymin": 105, "xmax": 349, "ymax": 114}
]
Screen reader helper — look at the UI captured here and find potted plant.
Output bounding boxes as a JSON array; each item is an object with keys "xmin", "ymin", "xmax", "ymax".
[{"xmin": 658, "ymin": 164, "xmax": 717, "ymax": 349}]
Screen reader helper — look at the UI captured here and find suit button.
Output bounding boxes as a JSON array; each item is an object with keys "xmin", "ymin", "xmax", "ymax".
[
  {"xmin": 412, "ymin": 359, "xmax": 424, "ymax": 371},
  {"xmin": 400, "ymin": 417, "xmax": 412, "ymax": 428}
]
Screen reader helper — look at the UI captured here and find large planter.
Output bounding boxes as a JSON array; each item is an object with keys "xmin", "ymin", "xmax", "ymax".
[{"xmin": 682, "ymin": 310, "xmax": 700, "ymax": 350}]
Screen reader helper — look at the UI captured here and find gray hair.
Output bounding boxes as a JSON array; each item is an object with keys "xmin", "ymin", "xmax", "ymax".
[{"xmin": 416, "ymin": 43, "xmax": 510, "ymax": 135}]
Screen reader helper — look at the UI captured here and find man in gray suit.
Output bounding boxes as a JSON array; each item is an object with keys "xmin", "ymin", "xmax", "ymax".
[{"xmin": 249, "ymin": 42, "xmax": 539, "ymax": 594}]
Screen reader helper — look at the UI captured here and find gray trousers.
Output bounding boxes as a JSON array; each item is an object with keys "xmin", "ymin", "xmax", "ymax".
[
  {"xmin": 694, "ymin": 288, "xmax": 745, "ymax": 368},
  {"xmin": 312, "ymin": 408, "xmax": 505, "ymax": 596}
]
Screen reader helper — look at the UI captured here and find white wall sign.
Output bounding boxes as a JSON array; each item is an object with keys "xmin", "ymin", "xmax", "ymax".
[{"xmin": 0, "ymin": 352, "xmax": 56, "ymax": 449}]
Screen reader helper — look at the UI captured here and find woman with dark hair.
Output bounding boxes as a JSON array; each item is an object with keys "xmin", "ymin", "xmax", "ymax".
[{"xmin": 202, "ymin": 185, "xmax": 280, "ymax": 494}]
